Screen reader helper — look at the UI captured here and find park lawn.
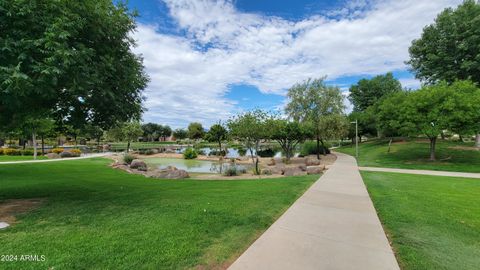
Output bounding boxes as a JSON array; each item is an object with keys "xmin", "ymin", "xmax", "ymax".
[
  {"xmin": 336, "ymin": 139, "xmax": 480, "ymax": 172},
  {"xmin": 0, "ymin": 158, "xmax": 317, "ymax": 269},
  {"xmin": 0, "ymin": 155, "xmax": 48, "ymax": 162},
  {"xmin": 362, "ymin": 171, "xmax": 480, "ymax": 270}
]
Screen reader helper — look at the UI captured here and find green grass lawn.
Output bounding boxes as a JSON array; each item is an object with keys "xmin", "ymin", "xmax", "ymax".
[
  {"xmin": 336, "ymin": 139, "xmax": 480, "ymax": 172},
  {"xmin": 362, "ymin": 171, "xmax": 480, "ymax": 270},
  {"xmin": 0, "ymin": 155, "xmax": 48, "ymax": 162},
  {"xmin": 0, "ymin": 159, "xmax": 316, "ymax": 269}
]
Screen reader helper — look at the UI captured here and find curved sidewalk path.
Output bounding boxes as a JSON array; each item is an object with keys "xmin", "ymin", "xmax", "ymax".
[
  {"xmin": 0, "ymin": 153, "xmax": 109, "ymax": 165},
  {"xmin": 229, "ymin": 153, "xmax": 399, "ymax": 270},
  {"xmin": 360, "ymin": 166, "xmax": 480, "ymax": 179}
]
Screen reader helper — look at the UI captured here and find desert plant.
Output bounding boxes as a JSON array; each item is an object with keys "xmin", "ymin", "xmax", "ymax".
[
  {"xmin": 183, "ymin": 147, "xmax": 198, "ymax": 159},
  {"xmin": 22, "ymin": 149, "xmax": 35, "ymax": 156},
  {"xmin": 123, "ymin": 153, "xmax": 135, "ymax": 164},
  {"xmin": 256, "ymin": 148, "xmax": 276, "ymax": 157},
  {"xmin": 223, "ymin": 165, "xmax": 246, "ymax": 176},
  {"xmin": 70, "ymin": 149, "xmax": 82, "ymax": 157},
  {"xmin": 52, "ymin": 148, "xmax": 64, "ymax": 154},
  {"xmin": 299, "ymin": 141, "xmax": 331, "ymax": 156}
]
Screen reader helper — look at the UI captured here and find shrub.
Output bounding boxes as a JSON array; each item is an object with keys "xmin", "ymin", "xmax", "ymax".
[
  {"xmin": 299, "ymin": 141, "xmax": 331, "ymax": 156},
  {"xmin": 4, "ymin": 148, "xmax": 21, "ymax": 156},
  {"xmin": 0, "ymin": 148, "xmax": 3, "ymax": 155},
  {"xmin": 52, "ymin": 148, "xmax": 64, "ymax": 154},
  {"xmin": 257, "ymin": 148, "xmax": 276, "ymax": 157},
  {"xmin": 22, "ymin": 149, "xmax": 34, "ymax": 156},
  {"xmin": 208, "ymin": 149, "xmax": 227, "ymax": 156},
  {"xmin": 123, "ymin": 153, "xmax": 135, "ymax": 164},
  {"xmin": 223, "ymin": 165, "xmax": 246, "ymax": 176},
  {"xmin": 237, "ymin": 147, "xmax": 247, "ymax": 156},
  {"xmin": 60, "ymin": 151, "xmax": 73, "ymax": 158},
  {"xmin": 183, "ymin": 148, "xmax": 198, "ymax": 159},
  {"xmin": 70, "ymin": 149, "xmax": 82, "ymax": 157}
]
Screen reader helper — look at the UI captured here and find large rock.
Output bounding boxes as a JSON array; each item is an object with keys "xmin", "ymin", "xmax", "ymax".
[
  {"xmin": 283, "ymin": 167, "xmax": 307, "ymax": 176},
  {"xmin": 46, "ymin": 153, "xmax": 60, "ymax": 159},
  {"xmin": 267, "ymin": 158, "xmax": 276, "ymax": 166},
  {"xmin": 305, "ymin": 157, "xmax": 321, "ymax": 166},
  {"xmin": 130, "ymin": 159, "xmax": 147, "ymax": 171},
  {"xmin": 149, "ymin": 169, "xmax": 189, "ymax": 179},
  {"xmin": 298, "ymin": 164, "xmax": 307, "ymax": 171},
  {"xmin": 307, "ymin": 165, "xmax": 325, "ymax": 175}
]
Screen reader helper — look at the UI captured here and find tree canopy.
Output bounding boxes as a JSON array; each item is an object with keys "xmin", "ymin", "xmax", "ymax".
[
  {"xmin": 377, "ymin": 81, "xmax": 480, "ymax": 160},
  {"xmin": 348, "ymin": 73, "xmax": 402, "ymax": 112},
  {"xmin": 205, "ymin": 123, "xmax": 228, "ymax": 154},
  {"xmin": 285, "ymin": 78, "xmax": 345, "ymax": 158},
  {"xmin": 267, "ymin": 118, "xmax": 310, "ymax": 162},
  {"xmin": 187, "ymin": 122, "xmax": 205, "ymax": 140},
  {"xmin": 408, "ymin": 0, "xmax": 480, "ymax": 85},
  {"xmin": 0, "ymin": 0, "xmax": 148, "ymax": 130}
]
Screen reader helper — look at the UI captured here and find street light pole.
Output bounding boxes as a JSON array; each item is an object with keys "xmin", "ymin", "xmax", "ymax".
[{"xmin": 351, "ymin": 120, "xmax": 358, "ymax": 158}]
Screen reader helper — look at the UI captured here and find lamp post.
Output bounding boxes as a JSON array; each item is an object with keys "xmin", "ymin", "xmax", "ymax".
[{"xmin": 350, "ymin": 120, "xmax": 358, "ymax": 158}]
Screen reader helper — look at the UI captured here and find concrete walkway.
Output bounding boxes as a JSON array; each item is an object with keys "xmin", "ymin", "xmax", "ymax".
[
  {"xmin": 360, "ymin": 166, "xmax": 480, "ymax": 179},
  {"xmin": 0, "ymin": 153, "xmax": 109, "ymax": 165},
  {"xmin": 229, "ymin": 153, "xmax": 399, "ymax": 270}
]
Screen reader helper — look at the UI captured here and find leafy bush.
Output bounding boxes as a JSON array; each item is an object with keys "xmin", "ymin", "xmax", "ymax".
[
  {"xmin": 22, "ymin": 149, "xmax": 34, "ymax": 156},
  {"xmin": 123, "ymin": 153, "xmax": 135, "ymax": 164},
  {"xmin": 70, "ymin": 149, "xmax": 82, "ymax": 157},
  {"xmin": 52, "ymin": 148, "xmax": 64, "ymax": 154},
  {"xmin": 257, "ymin": 148, "xmax": 276, "ymax": 157},
  {"xmin": 143, "ymin": 149, "xmax": 157, "ymax": 155},
  {"xmin": 299, "ymin": 141, "xmax": 331, "ymax": 156},
  {"xmin": 223, "ymin": 165, "xmax": 246, "ymax": 176},
  {"xmin": 0, "ymin": 148, "xmax": 4, "ymax": 155},
  {"xmin": 183, "ymin": 148, "xmax": 198, "ymax": 159},
  {"xmin": 4, "ymin": 148, "xmax": 21, "ymax": 156}
]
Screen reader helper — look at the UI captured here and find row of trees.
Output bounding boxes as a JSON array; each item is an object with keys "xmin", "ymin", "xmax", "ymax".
[{"xmin": 346, "ymin": 0, "xmax": 480, "ymax": 160}]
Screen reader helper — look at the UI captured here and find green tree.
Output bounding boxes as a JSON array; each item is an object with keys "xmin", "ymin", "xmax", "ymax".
[
  {"xmin": 159, "ymin": 125, "xmax": 172, "ymax": 141},
  {"xmin": 377, "ymin": 81, "xmax": 480, "ymax": 160},
  {"xmin": 205, "ymin": 123, "xmax": 228, "ymax": 155},
  {"xmin": 349, "ymin": 73, "xmax": 402, "ymax": 112},
  {"xmin": 188, "ymin": 122, "xmax": 205, "ymax": 140},
  {"xmin": 228, "ymin": 110, "xmax": 268, "ymax": 175},
  {"xmin": 408, "ymin": 0, "xmax": 480, "ymax": 146},
  {"xmin": 84, "ymin": 124, "xmax": 104, "ymax": 147},
  {"xmin": 141, "ymin": 123, "xmax": 160, "ymax": 142},
  {"xmin": 173, "ymin": 129, "xmax": 188, "ymax": 141},
  {"xmin": 285, "ymin": 78, "xmax": 345, "ymax": 159},
  {"xmin": 267, "ymin": 118, "xmax": 310, "ymax": 162},
  {"xmin": 0, "ymin": 0, "xmax": 148, "ymax": 130},
  {"xmin": 121, "ymin": 122, "xmax": 143, "ymax": 153}
]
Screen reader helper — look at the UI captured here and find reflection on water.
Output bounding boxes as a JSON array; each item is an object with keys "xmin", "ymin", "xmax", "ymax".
[{"xmin": 144, "ymin": 157, "xmax": 249, "ymax": 173}]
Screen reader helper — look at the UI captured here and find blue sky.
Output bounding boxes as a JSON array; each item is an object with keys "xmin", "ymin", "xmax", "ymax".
[{"xmin": 124, "ymin": 0, "xmax": 461, "ymax": 128}]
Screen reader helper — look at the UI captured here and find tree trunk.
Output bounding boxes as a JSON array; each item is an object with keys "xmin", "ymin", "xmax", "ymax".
[
  {"xmin": 320, "ymin": 139, "xmax": 326, "ymax": 155},
  {"xmin": 127, "ymin": 141, "xmax": 131, "ymax": 153},
  {"xmin": 387, "ymin": 138, "xmax": 392, "ymax": 153},
  {"xmin": 476, "ymin": 134, "xmax": 480, "ymax": 148},
  {"xmin": 32, "ymin": 130, "xmax": 37, "ymax": 160},
  {"xmin": 218, "ymin": 141, "xmax": 222, "ymax": 156},
  {"xmin": 41, "ymin": 135, "xmax": 45, "ymax": 156},
  {"xmin": 459, "ymin": 135, "xmax": 464, "ymax": 143},
  {"xmin": 316, "ymin": 135, "xmax": 320, "ymax": 160},
  {"xmin": 440, "ymin": 131, "xmax": 445, "ymax": 140},
  {"xmin": 429, "ymin": 137, "xmax": 437, "ymax": 161}
]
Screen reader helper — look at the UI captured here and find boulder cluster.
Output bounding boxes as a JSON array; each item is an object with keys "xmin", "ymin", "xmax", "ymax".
[{"xmin": 112, "ymin": 159, "xmax": 189, "ymax": 179}]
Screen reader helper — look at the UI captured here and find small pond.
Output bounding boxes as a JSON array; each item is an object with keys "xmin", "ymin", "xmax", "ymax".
[
  {"xmin": 175, "ymin": 147, "xmax": 297, "ymax": 158},
  {"xmin": 145, "ymin": 158, "xmax": 250, "ymax": 173}
]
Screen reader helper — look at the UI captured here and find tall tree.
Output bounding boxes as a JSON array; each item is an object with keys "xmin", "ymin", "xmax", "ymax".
[
  {"xmin": 159, "ymin": 125, "xmax": 172, "ymax": 141},
  {"xmin": 285, "ymin": 78, "xmax": 345, "ymax": 159},
  {"xmin": 121, "ymin": 122, "xmax": 143, "ymax": 153},
  {"xmin": 228, "ymin": 110, "xmax": 268, "ymax": 175},
  {"xmin": 205, "ymin": 123, "xmax": 228, "ymax": 155},
  {"xmin": 188, "ymin": 122, "xmax": 205, "ymax": 140},
  {"xmin": 0, "ymin": 0, "xmax": 148, "ymax": 131},
  {"xmin": 349, "ymin": 73, "xmax": 402, "ymax": 112},
  {"xmin": 408, "ymin": 0, "xmax": 480, "ymax": 146}
]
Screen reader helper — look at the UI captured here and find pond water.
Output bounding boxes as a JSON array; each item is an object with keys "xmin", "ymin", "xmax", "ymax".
[
  {"xmin": 175, "ymin": 147, "xmax": 295, "ymax": 158},
  {"xmin": 144, "ymin": 157, "xmax": 249, "ymax": 173}
]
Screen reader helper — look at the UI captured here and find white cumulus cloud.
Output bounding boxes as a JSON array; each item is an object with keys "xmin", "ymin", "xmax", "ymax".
[{"xmin": 133, "ymin": 0, "xmax": 461, "ymax": 127}]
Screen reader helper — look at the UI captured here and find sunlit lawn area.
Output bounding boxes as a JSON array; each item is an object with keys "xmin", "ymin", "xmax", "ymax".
[
  {"xmin": 336, "ymin": 139, "xmax": 480, "ymax": 172},
  {"xmin": 0, "ymin": 158, "xmax": 316, "ymax": 269},
  {"xmin": 362, "ymin": 171, "xmax": 480, "ymax": 270}
]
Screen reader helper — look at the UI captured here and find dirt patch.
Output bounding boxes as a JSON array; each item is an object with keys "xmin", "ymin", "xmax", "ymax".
[
  {"xmin": 449, "ymin": 146, "xmax": 479, "ymax": 151},
  {"xmin": 0, "ymin": 198, "xmax": 45, "ymax": 225}
]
